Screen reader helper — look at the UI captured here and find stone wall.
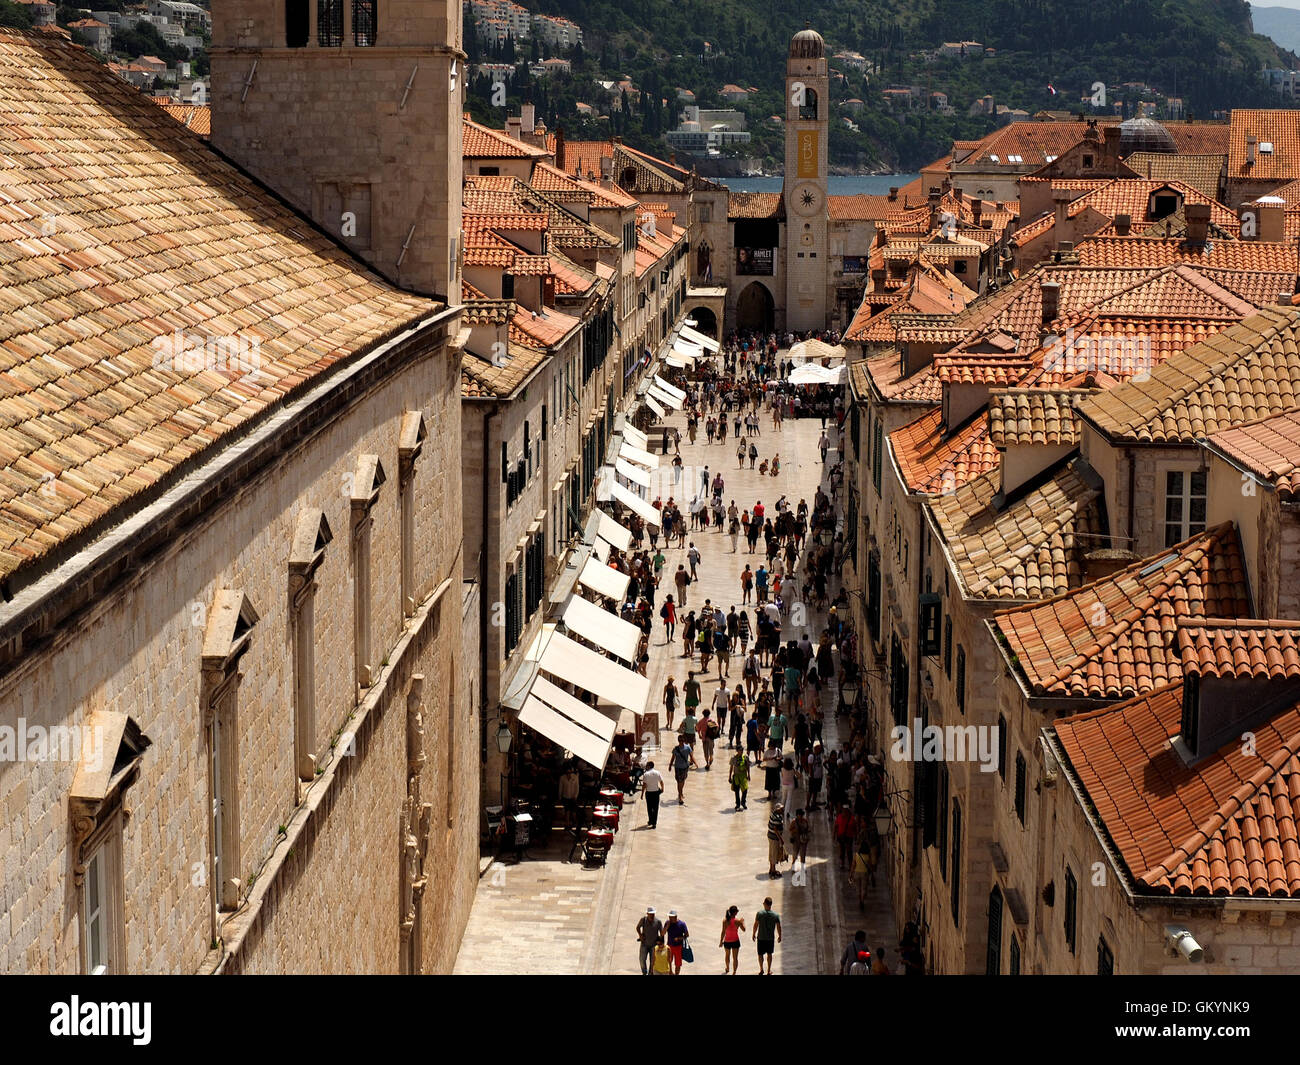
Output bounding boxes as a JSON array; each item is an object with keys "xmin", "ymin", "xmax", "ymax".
[{"xmin": 0, "ymin": 340, "xmax": 475, "ymax": 974}]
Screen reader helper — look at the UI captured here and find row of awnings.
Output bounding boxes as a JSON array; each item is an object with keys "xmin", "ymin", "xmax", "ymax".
[{"xmin": 506, "ymin": 505, "xmax": 652, "ymax": 768}]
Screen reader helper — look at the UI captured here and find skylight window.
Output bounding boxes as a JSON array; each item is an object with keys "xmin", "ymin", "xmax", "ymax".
[
  {"xmin": 1045, "ymin": 154, "xmax": 1057, "ymax": 163},
  {"xmin": 1260, "ymin": 141, "xmax": 1275, "ymax": 154},
  {"xmin": 1138, "ymin": 552, "xmax": 1179, "ymax": 577},
  {"xmin": 990, "ymin": 154, "xmax": 1000, "ymax": 162}
]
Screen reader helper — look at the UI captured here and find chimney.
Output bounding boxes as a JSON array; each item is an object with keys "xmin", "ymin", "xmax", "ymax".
[
  {"xmin": 543, "ymin": 275, "xmax": 556, "ymax": 308},
  {"xmin": 600, "ymin": 155, "xmax": 613, "ymax": 182},
  {"xmin": 1040, "ymin": 280, "xmax": 1060, "ymax": 326},
  {"xmin": 1258, "ymin": 199, "xmax": 1285, "ymax": 242},
  {"xmin": 507, "ymin": 115, "xmax": 522, "ymax": 141},
  {"xmin": 971, "ymin": 197, "xmax": 982, "ymax": 226},
  {"xmin": 871, "ymin": 268, "xmax": 887, "ymax": 292},
  {"xmin": 521, "ymin": 103, "xmax": 535, "ymax": 134},
  {"xmin": 555, "ymin": 127, "xmax": 566, "ymax": 171},
  {"xmin": 928, "ymin": 188, "xmax": 941, "ymax": 228},
  {"xmin": 1052, "ymin": 186, "xmax": 1072, "ymax": 246},
  {"xmin": 1103, "ymin": 125, "xmax": 1120, "ymax": 147},
  {"xmin": 1083, "ymin": 549, "xmax": 1140, "ymax": 585},
  {"xmin": 1247, "ymin": 136, "xmax": 1257, "ymax": 168},
  {"xmin": 1279, "ymin": 290, "xmax": 1294, "ymax": 307},
  {"xmin": 1114, "ymin": 212, "xmax": 1131, "ymax": 236},
  {"xmin": 889, "ymin": 186, "xmax": 899, "ymax": 201},
  {"xmin": 1183, "ymin": 202, "xmax": 1210, "ymax": 246},
  {"xmin": 954, "ymin": 186, "xmax": 963, "ymax": 202}
]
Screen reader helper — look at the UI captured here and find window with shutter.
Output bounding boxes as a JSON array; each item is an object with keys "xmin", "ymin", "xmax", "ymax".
[
  {"xmin": 1009, "ymin": 935, "xmax": 1020, "ymax": 975},
  {"xmin": 986, "ymin": 887, "xmax": 1003, "ymax": 975},
  {"xmin": 867, "ymin": 553, "xmax": 881, "ymax": 640},
  {"xmin": 938, "ymin": 764, "xmax": 949, "ymax": 879},
  {"xmin": 997, "ymin": 716, "xmax": 1007, "ymax": 780},
  {"xmin": 1064, "ymin": 867, "xmax": 1078, "ymax": 953},
  {"xmin": 950, "ymin": 802, "xmax": 962, "ymax": 926},
  {"xmin": 1014, "ymin": 752, "xmax": 1026, "ymax": 823},
  {"xmin": 919, "ymin": 593, "xmax": 940, "ymax": 655},
  {"xmin": 943, "ymin": 617, "xmax": 952, "ymax": 676},
  {"xmin": 956, "ymin": 647, "xmax": 966, "ymax": 713},
  {"xmin": 1097, "ymin": 937, "xmax": 1114, "ymax": 975}
]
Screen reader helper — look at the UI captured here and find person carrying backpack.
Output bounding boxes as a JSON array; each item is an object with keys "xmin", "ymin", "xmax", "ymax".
[{"xmin": 670, "ymin": 735, "xmax": 697, "ymax": 804}]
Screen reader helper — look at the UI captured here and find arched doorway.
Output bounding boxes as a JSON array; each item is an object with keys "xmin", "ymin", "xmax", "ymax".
[
  {"xmin": 735, "ymin": 282, "xmax": 775, "ymax": 334},
  {"xmin": 688, "ymin": 307, "xmax": 718, "ymax": 337}
]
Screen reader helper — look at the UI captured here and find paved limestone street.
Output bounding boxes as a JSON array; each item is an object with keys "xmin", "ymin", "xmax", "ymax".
[{"xmin": 453, "ymin": 380, "xmax": 898, "ymax": 975}]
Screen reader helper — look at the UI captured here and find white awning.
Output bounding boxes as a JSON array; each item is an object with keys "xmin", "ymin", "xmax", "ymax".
[
  {"xmin": 593, "ymin": 510, "xmax": 632, "ymax": 550},
  {"xmin": 531, "ymin": 675, "xmax": 619, "ymax": 739},
  {"xmin": 665, "ymin": 353, "xmax": 690, "ymax": 368},
  {"xmin": 653, "ymin": 375, "xmax": 687, "ymax": 401},
  {"xmin": 672, "ymin": 341, "xmax": 702, "ymax": 358},
  {"xmin": 648, "ymin": 386, "xmax": 683, "ymax": 410},
  {"xmin": 589, "ymin": 536, "xmax": 610, "ymax": 562},
  {"xmin": 620, "ymin": 423, "xmax": 649, "ymax": 450},
  {"xmin": 619, "ymin": 441, "xmax": 660, "ymax": 469},
  {"xmin": 680, "ymin": 325, "xmax": 720, "ymax": 352},
  {"xmin": 538, "ymin": 630, "xmax": 651, "ymax": 714},
  {"xmin": 610, "ymin": 481, "xmax": 661, "ymax": 527},
  {"xmin": 615, "ymin": 456, "xmax": 651, "ymax": 488},
  {"xmin": 562, "ymin": 594, "xmax": 644, "ymax": 663},
  {"xmin": 683, "ymin": 317, "xmax": 698, "ymax": 327},
  {"xmin": 644, "ymin": 393, "xmax": 666, "ymax": 417},
  {"xmin": 519, "ymin": 694, "xmax": 611, "ymax": 769},
  {"xmin": 594, "ymin": 466, "xmax": 613, "ymax": 501},
  {"xmin": 578, "ymin": 556, "xmax": 631, "ymax": 600}
]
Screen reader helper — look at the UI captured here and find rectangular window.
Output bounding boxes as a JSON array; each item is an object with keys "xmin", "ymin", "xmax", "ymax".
[
  {"xmin": 1064, "ymin": 867, "xmax": 1078, "ymax": 953},
  {"xmin": 919, "ymin": 593, "xmax": 940, "ymax": 655},
  {"xmin": 956, "ymin": 646, "xmax": 966, "ymax": 713},
  {"xmin": 890, "ymin": 635, "xmax": 909, "ymax": 726},
  {"xmin": 1163, "ymin": 468, "xmax": 1207, "ymax": 547},
  {"xmin": 1009, "ymin": 936, "xmax": 1020, "ymax": 975},
  {"xmin": 318, "ymin": 0, "xmax": 342, "ymax": 45},
  {"xmin": 866, "ymin": 552, "xmax": 882, "ymax": 640},
  {"xmin": 943, "ymin": 616, "xmax": 952, "ymax": 677},
  {"xmin": 997, "ymin": 716, "xmax": 1007, "ymax": 780},
  {"xmin": 352, "ymin": 0, "xmax": 376, "ymax": 47},
  {"xmin": 1097, "ymin": 937, "xmax": 1114, "ymax": 976},
  {"xmin": 1014, "ymin": 752, "xmax": 1027, "ymax": 823},
  {"xmin": 83, "ymin": 843, "xmax": 113, "ymax": 973},
  {"xmin": 872, "ymin": 420, "xmax": 884, "ymax": 494},
  {"xmin": 986, "ymin": 887, "xmax": 1002, "ymax": 975},
  {"xmin": 950, "ymin": 802, "xmax": 962, "ymax": 927},
  {"xmin": 937, "ymin": 764, "xmax": 949, "ymax": 879},
  {"xmin": 504, "ymin": 569, "xmax": 520, "ymax": 654}
]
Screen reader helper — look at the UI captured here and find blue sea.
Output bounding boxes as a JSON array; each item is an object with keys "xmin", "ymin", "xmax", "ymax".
[{"xmin": 717, "ymin": 174, "xmax": 921, "ymax": 194}]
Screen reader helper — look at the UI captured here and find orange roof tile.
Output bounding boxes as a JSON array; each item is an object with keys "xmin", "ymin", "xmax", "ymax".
[
  {"xmin": 828, "ymin": 194, "xmax": 909, "ymax": 221},
  {"xmin": 890, "ymin": 408, "xmax": 998, "ymax": 495},
  {"xmin": 1124, "ymin": 152, "xmax": 1225, "ymax": 200},
  {"xmin": 1178, "ymin": 618, "xmax": 1300, "ymax": 682},
  {"xmin": 1207, "ymin": 408, "xmax": 1300, "ymax": 502},
  {"xmin": 463, "ymin": 116, "xmax": 548, "ymax": 158},
  {"xmin": 1075, "ymin": 235, "xmax": 1300, "ymax": 272},
  {"xmin": 1054, "ymin": 681, "xmax": 1300, "ymax": 896},
  {"xmin": 1078, "ymin": 307, "xmax": 1300, "ymax": 444},
  {"xmin": 929, "ymin": 457, "xmax": 1102, "ymax": 601},
  {"xmin": 991, "ymin": 524, "xmax": 1251, "ymax": 700},
  {"xmin": 1228, "ymin": 109, "xmax": 1300, "ymax": 182},
  {"xmin": 509, "ymin": 306, "xmax": 580, "ymax": 348},
  {"xmin": 861, "ymin": 351, "xmax": 942, "ymax": 404},
  {"xmin": 728, "ymin": 191, "xmax": 784, "ymax": 219},
  {"xmin": 987, "ymin": 389, "xmax": 1085, "ymax": 446},
  {"xmin": 0, "ymin": 29, "xmax": 443, "ymax": 583}
]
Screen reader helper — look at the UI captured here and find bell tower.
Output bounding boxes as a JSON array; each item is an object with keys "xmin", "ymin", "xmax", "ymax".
[
  {"xmin": 783, "ymin": 25, "xmax": 829, "ymax": 332},
  {"xmin": 210, "ymin": 0, "xmax": 464, "ymax": 301}
]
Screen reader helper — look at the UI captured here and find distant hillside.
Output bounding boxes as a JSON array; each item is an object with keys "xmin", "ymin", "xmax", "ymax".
[
  {"xmin": 1251, "ymin": 5, "xmax": 1300, "ymax": 55},
  {"xmin": 474, "ymin": 0, "xmax": 1300, "ymax": 171}
]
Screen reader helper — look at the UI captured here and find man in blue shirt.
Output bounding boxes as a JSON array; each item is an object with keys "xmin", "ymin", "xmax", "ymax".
[{"xmin": 755, "ymin": 566, "xmax": 769, "ymax": 604}]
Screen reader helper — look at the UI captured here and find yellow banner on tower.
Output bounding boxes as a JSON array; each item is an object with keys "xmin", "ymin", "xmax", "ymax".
[{"xmin": 796, "ymin": 130, "xmax": 819, "ymax": 178}]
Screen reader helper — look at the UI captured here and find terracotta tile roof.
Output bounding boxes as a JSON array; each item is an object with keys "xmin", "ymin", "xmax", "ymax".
[
  {"xmin": 157, "ymin": 103, "xmax": 210, "ymax": 137},
  {"xmin": 509, "ymin": 305, "xmax": 580, "ymax": 348},
  {"xmin": 1075, "ymin": 235, "xmax": 1300, "ymax": 272},
  {"xmin": 1053, "ymin": 680, "xmax": 1300, "ymax": 896},
  {"xmin": 990, "ymin": 524, "xmax": 1251, "ymax": 700},
  {"xmin": 1178, "ymin": 618, "xmax": 1300, "ymax": 682},
  {"xmin": 828, "ymin": 194, "xmax": 909, "ymax": 221},
  {"xmin": 928, "ymin": 456, "xmax": 1102, "ymax": 601},
  {"xmin": 461, "ymin": 340, "xmax": 547, "ymax": 398},
  {"xmin": 1123, "ymin": 152, "xmax": 1225, "ymax": 200},
  {"xmin": 1078, "ymin": 307, "xmax": 1300, "ymax": 443},
  {"xmin": 0, "ymin": 29, "xmax": 443, "ymax": 583},
  {"xmin": 728, "ymin": 191, "xmax": 784, "ymax": 219},
  {"xmin": 1012, "ymin": 179, "xmax": 1237, "ymax": 247},
  {"xmin": 862, "ymin": 351, "xmax": 942, "ymax": 404},
  {"xmin": 890, "ymin": 407, "xmax": 998, "ymax": 495},
  {"xmin": 1167, "ymin": 123, "xmax": 1231, "ymax": 155},
  {"xmin": 463, "ymin": 116, "xmax": 548, "ymax": 158},
  {"xmin": 555, "ymin": 139, "xmax": 612, "ymax": 181},
  {"xmin": 1228, "ymin": 109, "xmax": 1300, "ymax": 182},
  {"xmin": 934, "ymin": 353, "xmax": 1036, "ymax": 386},
  {"xmin": 965, "ymin": 121, "xmax": 1099, "ymax": 167},
  {"xmin": 1207, "ymin": 408, "xmax": 1300, "ymax": 502},
  {"xmin": 988, "ymin": 389, "xmax": 1085, "ymax": 446}
]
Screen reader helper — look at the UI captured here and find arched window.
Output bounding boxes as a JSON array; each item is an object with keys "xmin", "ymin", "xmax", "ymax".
[
  {"xmin": 798, "ymin": 87, "xmax": 818, "ymax": 120},
  {"xmin": 318, "ymin": 0, "xmax": 342, "ymax": 46},
  {"xmin": 353, "ymin": 0, "xmax": 376, "ymax": 46},
  {"xmin": 285, "ymin": 0, "xmax": 308, "ymax": 47}
]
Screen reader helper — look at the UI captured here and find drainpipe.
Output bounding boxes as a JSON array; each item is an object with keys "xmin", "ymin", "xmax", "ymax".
[
  {"xmin": 480, "ymin": 404, "xmax": 499, "ymax": 784},
  {"xmin": 1126, "ymin": 447, "xmax": 1135, "ymax": 553}
]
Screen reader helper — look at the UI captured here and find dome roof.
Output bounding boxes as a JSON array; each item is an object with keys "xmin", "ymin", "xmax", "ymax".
[
  {"xmin": 1118, "ymin": 116, "xmax": 1176, "ymax": 154},
  {"xmin": 789, "ymin": 27, "xmax": 825, "ymax": 59}
]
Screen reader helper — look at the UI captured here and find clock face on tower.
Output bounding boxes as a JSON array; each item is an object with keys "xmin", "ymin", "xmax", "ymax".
[{"xmin": 792, "ymin": 182, "xmax": 821, "ymax": 217}]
